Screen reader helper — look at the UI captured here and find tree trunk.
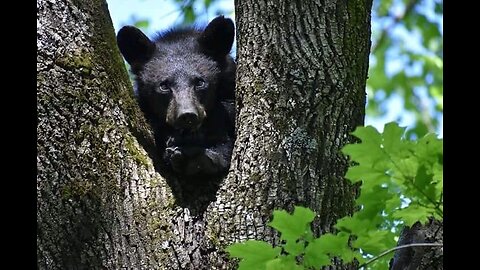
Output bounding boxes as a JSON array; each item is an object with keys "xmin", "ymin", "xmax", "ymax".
[
  {"xmin": 389, "ymin": 219, "xmax": 443, "ymax": 270},
  {"xmin": 37, "ymin": 0, "xmax": 372, "ymax": 269},
  {"xmin": 37, "ymin": 0, "xmax": 169, "ymax": 268}
]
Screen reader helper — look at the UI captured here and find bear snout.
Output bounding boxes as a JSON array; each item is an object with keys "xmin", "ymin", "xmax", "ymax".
[{"xmin": 175, "ymin": 111, "xmax": 199, "ymax": 130}]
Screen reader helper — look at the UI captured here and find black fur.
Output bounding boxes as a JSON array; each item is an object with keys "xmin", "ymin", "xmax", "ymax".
[{"xmin": 117, "ymin": 16, "xmax": 236, "ymax": 180}]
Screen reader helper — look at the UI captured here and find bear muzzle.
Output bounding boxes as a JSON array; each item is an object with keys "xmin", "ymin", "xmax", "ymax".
[{"xmin": 175, "ymin": 110, "xmax": 200, "ymax": 130}]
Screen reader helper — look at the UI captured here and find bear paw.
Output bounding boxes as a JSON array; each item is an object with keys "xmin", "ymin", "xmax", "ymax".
[{"xmin": 164, "ymin": 146, "xmax": 185, "ymax": 173}]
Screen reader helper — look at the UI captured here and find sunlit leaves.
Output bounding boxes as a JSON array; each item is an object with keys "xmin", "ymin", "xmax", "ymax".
[
  {"xmin": 268, "ymin": 206, "xmax": 316, "ymax": 243},
  {"xmin": 266, "ymin": 258, "xmax": 304, "ymax": 270},
  {"xmin": 341, "ymin": 123, "xmax": 443, "ymax": 265},
  {"xmin": 392, "ymin": 204, "xmax": 433, "ymax": 226},
  {"xmin": 227, "ymin": 123, "xmax": 442, "ymax": 269},
  {"xmin": 227, "ymin": 207, "xmax": 360, "ymax": 270},
  {"xmin": 343, "ymin": 123, "xmax": 443, "ymax": 219},
  {"xmin": 353, "ymin": 230, "xmax": 397, "ymax": 255}
]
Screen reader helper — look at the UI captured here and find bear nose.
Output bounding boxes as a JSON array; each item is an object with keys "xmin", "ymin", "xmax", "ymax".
[{"xmin": 176, "ymin": 111, "xmax": 199, "ymax": 130}]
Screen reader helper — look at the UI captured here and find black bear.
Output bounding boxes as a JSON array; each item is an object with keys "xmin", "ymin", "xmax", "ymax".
[{"xmin": 117, "ymin": 16, "xmax": 236, "ymax": 179}]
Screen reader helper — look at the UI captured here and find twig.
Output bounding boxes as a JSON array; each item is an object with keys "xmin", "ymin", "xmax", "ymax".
[{"xmin": 357, "ymin": 242, "xmax": 443, "ymax": 269}]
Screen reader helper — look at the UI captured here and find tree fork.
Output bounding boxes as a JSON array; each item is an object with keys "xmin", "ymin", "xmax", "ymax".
[{"xmin": 37, "ymin": 0, "xmax": 373, "ymax": 268}]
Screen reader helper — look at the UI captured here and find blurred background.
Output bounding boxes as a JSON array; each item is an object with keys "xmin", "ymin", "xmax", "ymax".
[{"xmin": 106, "ymin": 0, "xmax": 443, "ymax": 139}]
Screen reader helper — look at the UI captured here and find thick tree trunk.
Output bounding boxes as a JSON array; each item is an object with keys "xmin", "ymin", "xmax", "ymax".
[
  {"xmin": 203, "ymin": 0, "xmax": 372, "ymax": 268},
  {"xmin": 37, "ymin": 0, "xmax": 170, "ymax": 268},
  {"xmin": 37, "ymin": 0, "xmax": 372, "ymax": 269}
]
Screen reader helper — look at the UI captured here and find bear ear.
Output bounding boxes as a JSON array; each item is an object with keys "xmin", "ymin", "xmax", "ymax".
[
  {"xmin": 117, "ymin": 26, "xmax": 156, "ymax": 66},
  {"xmin": 199, "ymin": 16, "xmax": 235, "ymax": 57}
]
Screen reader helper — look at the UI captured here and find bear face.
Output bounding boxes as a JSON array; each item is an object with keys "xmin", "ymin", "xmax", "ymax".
[{"xmin": 117, "ymin": 16, "xmax": 236, "ymax": 178}]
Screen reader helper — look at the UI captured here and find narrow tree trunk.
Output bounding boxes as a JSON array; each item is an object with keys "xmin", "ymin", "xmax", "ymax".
[
  {"xmin": 37, "ymin": 0, "xmax": 372, "ymax": 269},
  {"xmin": 389, "ymin": 219, "xmax": 443, "ymax": 270}
]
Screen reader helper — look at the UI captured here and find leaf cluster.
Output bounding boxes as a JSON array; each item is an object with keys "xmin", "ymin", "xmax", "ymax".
[
  {"xmin": 227, "ymin": 123, "xmax": 443, "ymax": 269},
  {"xmin": 338, "ymin": 122, "xmax": 443, "ymax": 267},
  {"xmin": 226, "ymin": 206, "xmax": 358, "ymax": 270}
]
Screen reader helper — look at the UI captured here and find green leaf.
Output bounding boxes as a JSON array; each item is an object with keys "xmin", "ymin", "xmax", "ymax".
[
  {"xmin": 335, "ymin": 215, "xmax": 370, "ymax": 235},
  {"xmin": 283, "ymin": 239, "xmax": 305, "ymax": 257},
  {"xmin": 385, "ymin": 196, "xmax": 401, "ymax": 213},
  {"xmin": 367, "ymin": 45, "xmax": 390, "ymax": 90},
  {"xmin": 237, "ymin": 259, "xmax": 265, "ymax": 270},
  {"xmin": 343, "ymin": 126, "xmax": 388, "ymax": 166},
  {"xmin": 345, "ymin": 165, "xmax": 389, "ymax": 189},
  {"xmin": 319, "ymin": 233, "xmax": 354, "ymax": 262},
  {"xmin": 416, "ymin": 14, "xmax": 441, "ymax": 47},
  {"xmin": 266, "ymin": 257, "xmax": 303, "ymax": 270},
  {"xmin": 433, "ymin": 163, "xmax": 443, "ymax": 199},
  {"xmin": 391, "ymin": 157, "xmax": 418, "ymax": 182},
  {"xmin": 392, "ymin": 204, "xmax": 433, "ymax": 226},
  {"xmin": 414, "ymin": 165, "xmax": 437, "ymax": 202},
  {"xmin": 368, "ymin": 257, "xmax": 392, "ymax": 270},
  {"xmin": 224, "ymin": 120, "xmax": 443, "ymax": 269},
  {"xmin": 350, "ymin": 126, "xmax": 382, "ymax": 146},
  {"xmin": 133, "ymin": 19, "xmax": 150, "ymax": 29},
  {"xmin": 304, "ymin": 242, "xmax": 330, "ymax": 269},
  {"xmin": 342, "ymin": 143, "xmax": 385, "ymax": 167},
  {"xmin": 382, "ymin": 122, "xmax": 407, "ymax": 155},
  {"xmin": 435, "ymin": 2, "xmax": 443, "ymax": 13},
  {"xmin": 226, "ymin": 240, "xmax": 281, "ymax": 262},
  {"xmin": 268, "ymin": 207, "xmax": 315, "ymax": 242},
  {"xmin": 415, "ymin": 134, "xmax": 443, "ymax": 164},
  {"xmin": 355, "ymin": 186, "xmax": 390, "ymax": 221},
  {"xmin": 293, "ymin": 206, "xmax": 316, "ymax": 224},
  {"xmin": 353, "ymin": 230, "xmax": 396, "ymax": 255},
  {"xmin": 303, "ymin": 232, "xmax": 358, "ymax": 268}
]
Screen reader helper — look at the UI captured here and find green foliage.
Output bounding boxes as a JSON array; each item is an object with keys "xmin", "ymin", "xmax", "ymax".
[
  {"xmin": 227, "ymin": 123, "xmax": 443, "ymax": 269},
  {"xmin": 226, "ymin": 240, "xmax": 281, "ymax": 269},
  {"xmin": 268, "ymin": 207, "xmax": 315, "ymax": 243},
  {"xmin": 227, "ymin": 206, "xmax": 359, "ymax": 270},
  {"xmin": 342, "ymin": 122, "xmax": 443, "ymax": 223},
  {"xmin": 367, "ymin": 0, "xmax": 443, "ymax": 138}
]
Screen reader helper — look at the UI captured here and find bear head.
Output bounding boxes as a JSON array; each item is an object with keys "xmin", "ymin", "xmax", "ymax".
[{"xmin": 116, "ymin": 16, "xmax": 235, "ymax": 134}]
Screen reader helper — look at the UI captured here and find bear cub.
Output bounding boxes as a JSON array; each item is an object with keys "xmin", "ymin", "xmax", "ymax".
[{"xmin": 117, "ymin": 16, "xmax": 236, "ymax": 178}]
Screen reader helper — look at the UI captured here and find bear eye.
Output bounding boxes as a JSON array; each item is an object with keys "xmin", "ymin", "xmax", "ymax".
[
  {"xmin": 194, "ymin": 78, "xmax": 207, "ymax": 89},
  {"xmin": 157, "ymin": 81, "xmax": 171, "ymax": 94}
]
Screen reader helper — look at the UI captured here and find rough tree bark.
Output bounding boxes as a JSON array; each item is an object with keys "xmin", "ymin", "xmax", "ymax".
[
  {"xmin": 37, "ymin": 0, "xmax": 372, "ymax": 269},
  {"xmin": 389, "ymin": 219, "xmax": 443, "ymax": 270}
]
